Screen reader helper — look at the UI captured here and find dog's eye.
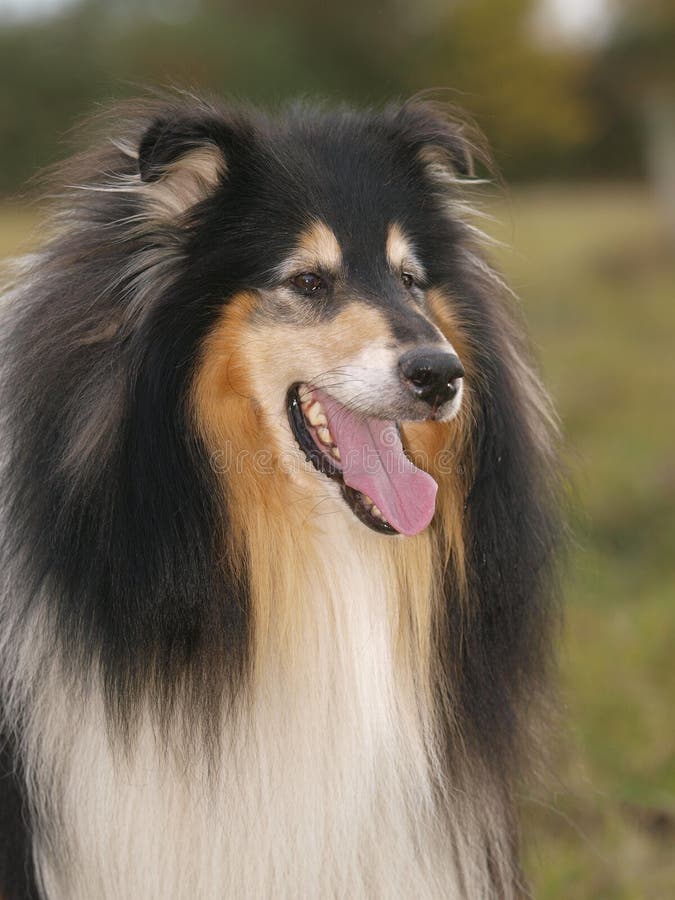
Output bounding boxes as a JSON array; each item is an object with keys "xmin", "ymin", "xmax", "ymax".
[
  {"xmin": 401, "ymin": 271, "xmax": 415, "ymax": 290},
  {"xmin": 290, "ymin": 272, "xmax": 326, "ymax": 296}
]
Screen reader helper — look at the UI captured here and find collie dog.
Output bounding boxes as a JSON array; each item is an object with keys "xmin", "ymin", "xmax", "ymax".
[{"xmin": 0, "ymin": 96, "xmax": 561, "ymax": 899}]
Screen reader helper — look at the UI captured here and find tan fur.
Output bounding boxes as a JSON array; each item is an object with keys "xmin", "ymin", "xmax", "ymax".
[
  {"xmin": 385, "ymin": 223, "xmax": 425, "ymax": 282},
  {"xmin": 246, "ymin": 302, "xmax": 396, "ymax": 387},
  {"xmin": 191, "ymin": 292, "xmax": 268, "ymax": 582},
  {"xmin": 400, "ymin": 287, "xmax": 477, "ymax": 603},
  {"xmin": 277, "ymin": 220, "xmax": 342, "ymax": 278}
]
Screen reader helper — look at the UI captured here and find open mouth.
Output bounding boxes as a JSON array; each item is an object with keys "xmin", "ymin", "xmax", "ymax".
[{"xmin": 287, "ymin": 383, "xmax": 438, "ymax": 536}]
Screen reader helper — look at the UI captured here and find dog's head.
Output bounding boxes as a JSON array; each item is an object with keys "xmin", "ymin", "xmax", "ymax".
[{"xmin": 132, "ymin": 101, "xmax": 484, "ymax": 538}]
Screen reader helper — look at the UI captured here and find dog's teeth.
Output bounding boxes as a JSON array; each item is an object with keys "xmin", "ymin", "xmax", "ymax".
[
  {"xmin": 363, "ymin": 495, "xmax": 386, "ymax": 521},
  {"xmin": 306, "ymin": 402, "xmax": 328, "ymax": 428},
  {"xmin": 330, "ymin": 445, "xmax": 341, "ymax": 461},
  {"xmin": 317, "ymin": 426, "xmax": 332, "ymax": 445}
]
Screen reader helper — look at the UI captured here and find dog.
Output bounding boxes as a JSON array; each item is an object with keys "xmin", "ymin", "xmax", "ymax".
[{"xmin": 0, "ymin": 95, "xmax": 561, "ymax": 899}]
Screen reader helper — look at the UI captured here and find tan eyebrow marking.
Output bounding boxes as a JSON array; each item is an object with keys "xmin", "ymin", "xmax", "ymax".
[
  {"xmin": 277, "ymin": 220, "xmax": 342, "ymax": 277},
  {"xmin": 386, "ymin": 222, "xmax": 426, "ymax": 281}
]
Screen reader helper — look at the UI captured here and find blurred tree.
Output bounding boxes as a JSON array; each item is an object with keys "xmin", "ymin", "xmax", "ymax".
[
  {"xmin": 408, "ymin": 0, "xmax": 596, "ymax": 177},
  {"xmin": 1, "ymin": 0, "xmax": 671, "ymax": 193},
  {"xmin": 0, "ymin": 8, "xmax": 115, "ymax": 195},
  {"xmin": 601, "ymin": 0, "xmax": 675, "ymax": 239}
]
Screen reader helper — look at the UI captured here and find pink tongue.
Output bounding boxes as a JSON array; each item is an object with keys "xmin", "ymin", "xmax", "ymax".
[{"xmin": 315, "ymin": 390, "xmax": 438, "ymax": 536}]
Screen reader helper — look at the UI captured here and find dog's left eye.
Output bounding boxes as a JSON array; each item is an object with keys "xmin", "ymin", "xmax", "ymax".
[
  {"xmin": 290, "ymin": 272, "xmax": 327, "ymax": 296},
  {"xmin": 401, "ymin": 271, "xmax": 415, "ymax": 290}
]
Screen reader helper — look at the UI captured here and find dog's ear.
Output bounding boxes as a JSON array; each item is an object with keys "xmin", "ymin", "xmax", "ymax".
[
  {"xmin": 393, "ymin": 101, "xmax": 488, "ymax": 181},
  {"xmin": 138, "ymin": 113, "xmax": 225, "ymax": 182},
  {"xmin": 136, "ymin": 110, "xmax": 238, "ymax": 216}
]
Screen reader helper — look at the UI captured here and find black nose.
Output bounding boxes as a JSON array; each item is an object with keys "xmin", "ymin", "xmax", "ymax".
[{"xmin": 399, "ymin": 348, "xmax": 465, "ymax": 408}]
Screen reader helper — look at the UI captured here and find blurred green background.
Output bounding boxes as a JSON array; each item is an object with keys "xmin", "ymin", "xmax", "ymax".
[{"xmin": 1, "ymin": 1, "xmax": 674, "ymax": 896}]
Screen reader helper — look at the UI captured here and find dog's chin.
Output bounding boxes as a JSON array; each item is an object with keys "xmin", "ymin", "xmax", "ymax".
[{"xmin": 286, "ymin": 382, "xmax": 442, "ymax": 538}]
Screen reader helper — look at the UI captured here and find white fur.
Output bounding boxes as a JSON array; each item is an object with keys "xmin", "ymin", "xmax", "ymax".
[
  {"xmin": 0, "ymin": 514, "xmax": 498, "ymax": 899},
  {"xmin": 319, "ymin": 343, "xmax": 465, "ymax": 424}
]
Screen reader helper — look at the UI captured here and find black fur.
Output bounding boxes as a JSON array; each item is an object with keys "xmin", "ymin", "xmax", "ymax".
[{"xmin": 0, "ymin": 732, "xmax": 38, "ymax": 900}]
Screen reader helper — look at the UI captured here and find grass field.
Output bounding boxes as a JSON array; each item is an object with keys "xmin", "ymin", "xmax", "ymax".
[
  {"xmin": 487, "ymin": 185, "xmax": 675, "ymax": 899},
  {"xmin": 1, "ymin": 184, "xmax": 674, "ymax": 898}
]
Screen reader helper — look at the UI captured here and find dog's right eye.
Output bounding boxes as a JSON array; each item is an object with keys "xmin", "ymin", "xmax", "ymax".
[{"xmin": 290, "ymin": 273, "xmax": 326, "ymax": 296}]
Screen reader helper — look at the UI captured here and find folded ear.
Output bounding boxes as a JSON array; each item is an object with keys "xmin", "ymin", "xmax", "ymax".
[
  {"xmin": 392, "ymin": 100, "xmax": 488, "ymax": 181},
  {"xmin": 137, "ymin": 110, "xmax": 233, "ymax": 216}
]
